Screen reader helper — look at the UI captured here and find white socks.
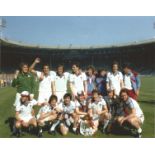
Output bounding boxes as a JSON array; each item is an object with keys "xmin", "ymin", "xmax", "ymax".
[
  {"xmin": 50, "ymin": 120, "xmax": 60, "ymax": 131},
  {"xmin": 137, "ymin": 128, "xmax": 142, "ymax": 134}
]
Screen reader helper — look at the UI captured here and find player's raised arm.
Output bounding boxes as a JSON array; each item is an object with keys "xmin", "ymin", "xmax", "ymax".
[
  {"xmin": 29, "ymin": 57, "xmax": 40, "ymax": 74},
  {"xmin": 12, "ymin": 70, "xmax": 20, "ymax": 87}
]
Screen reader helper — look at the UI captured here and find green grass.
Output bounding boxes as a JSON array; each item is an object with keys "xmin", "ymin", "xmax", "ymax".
[{"xmin": 0, "ymin": 76, "xmax": 154, "ymax": 138}]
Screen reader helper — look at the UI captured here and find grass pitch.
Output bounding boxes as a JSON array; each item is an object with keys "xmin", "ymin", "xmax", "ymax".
[{"xmin": 0, "ymin": 76, "xmax": 154, "ymax": 138}]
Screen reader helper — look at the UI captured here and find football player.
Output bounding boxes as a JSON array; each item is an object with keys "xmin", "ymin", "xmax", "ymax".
[
  {"xmin": 37, "ymin": 95, "xmax": 61, "ymax": 137},
  {"xmin": 116, "ymin": 89, "xmax": 144, "ymax": 137},
  {"xmin": 12, "ymin": 63, "xmax": 35, "ymax": 107},
  {"xmin": 58, "ymin": 93, "xmax": 79, "ymax": 135},
  {"xmin": 29, "ymin": 58, "xmax": 55, "ymax": 105},
  {"xmin": 69, "ymin": 63, "xmax": 87, "ymax": 99},
  {"xmin": 52, "ymin": 64, "xmax": 70, "ymax": 103},
  {"xmin": 14, "ymin": 91, "xmax": 38, "ymax": 137},
  {"xmin": 106, "ymin": 61, "xmax": 124, "ymax": 96},
  {"xmin": 88, "ymin": 90, "xmax": 110, "ymax": 133}
]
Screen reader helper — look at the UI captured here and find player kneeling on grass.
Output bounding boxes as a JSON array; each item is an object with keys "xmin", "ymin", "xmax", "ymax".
[
  {"xmin": 58, "ymin": 93, "xmax": 79, "ymax": 135},
  {"xmin": 88, "ymin": 90, "xmax": 110, "ymax": 134},
  {"xmin": 116, "ymin": 88, "xmax": 144, "ymax": 137},
  {"xmin": 37, "ymin": 95, "xmax": 61, "ymax": 137},
  {"xmin": 75, "ymin": 92, "xmax": 88, "ymax": 117},
  {"xmin": 14, "ymin": 91, "xmax": 38, "ymax": 137},
  {"xmin": 103, "ymin": 89, "xmax": 120, "ymax": 133}
]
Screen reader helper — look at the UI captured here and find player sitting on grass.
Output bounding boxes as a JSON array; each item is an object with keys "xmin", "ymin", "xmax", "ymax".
[
  {"xmin": 14, "ymin": 91, "xmax": 38, "ymax": 137},
  {"xmin": 37, "ymin": 95, "xmax": 61, "ymax": 137},
  {"xmin": 115, "ymin": 88, "xmax": 144, "ymax": 137},
  {"xmin": 75, "ymin": 92, "xmax": 88, "ymax": 117},
  {"xmin": 88, "ymin": 90, "xmax": 110, "ymax": 134},
  {"xmin": 58, "ymin": 93, "xmax": 79, "ymax": 135}
]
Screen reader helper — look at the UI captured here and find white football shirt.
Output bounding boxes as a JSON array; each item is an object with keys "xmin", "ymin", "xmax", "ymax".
[
  {"xmin": 125, "ymin": 97, "xmax": 143, "ymax": 117},
  {"xmin": 16, "ymin": 99, "xmax": 37, "ymax": 118},
  {"xmin": 59, "ymin": 101, "xmax": 76, "ymax": 114},
  {"xmin": 54, "ymin": 72, "xmax": 70, "ymax": 92},
  {"xmin": 106, "ymin": 71, "xmax": 123, "ymax": 95},
  {"xmin": 36, "ymin": 71, "xmax": 54, "ymax": 92},
  {"xmin": 124, "ymin": 74, "xmax": 132, "ymax": 90},
  {"xmin": 69, "ymin": 72, "xmax": 87, "ymax": 94}
]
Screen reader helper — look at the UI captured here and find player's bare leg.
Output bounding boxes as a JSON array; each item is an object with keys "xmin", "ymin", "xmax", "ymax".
[
  {"xmin": 60, "ymin": 123, "xmax": 69, "ymax": 136},
  {"xmin": 37, "ymin": 114, "xmax": 57, "ymax": 137},
  {"xmin": 72, "ymin": 113, "xmax": 80, "ymax": 134},
  {"xmin": 29, "ymin": 118, "xmax": 37, "ymax": 127},
  {"xmin": 21, "ymin": 121, "xmax": 29, "ymax": 128},
  {"xmin": 15, "ymin": 121, "xmax": 22, "ymax": 137},
  {"xmin": 100, "ymin": 112, "xmax": 111, "ymax": 133},
  {"xmin": 115, "ymin": 116, "xmax": 125, "ymax": 125}
]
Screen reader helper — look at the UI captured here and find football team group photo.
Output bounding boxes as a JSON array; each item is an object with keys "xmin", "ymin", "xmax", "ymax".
[{"xmin": 0, "ymin": 16, "xmax": 154, "ymax": 138}]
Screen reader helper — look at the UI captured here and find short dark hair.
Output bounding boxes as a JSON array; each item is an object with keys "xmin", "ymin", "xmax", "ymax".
[
  {"xmin": 63, "ymin": 93, "xmax": 72, "ymax": 100},
  {"xmin": 43, "ymin": 64, "xmax": 50, "ymax": 68},
  {"xmin": 48, "ymin": 95, "xmax": 58, "ymax": 103},
  {"xmin": 119, "ymin": 88, "xmax": 129, "ymax": 97},
  {"xmin": 123, "ymin": 63, "xmax": 131, "ymax": 69},
  {"xmin": 92, "ymin": 90, "xmax": 99, "ymax": 95},
  {"xmin": 112, "ymin": 61, "xmax": 119, "ymax": 67},
  {"xmin": 72, "ymin": 62, "xmax": 80, "ymax": 69},
  {"xmin": 57, "ymin": 64, "xmax": 64, "ymax": 71},
  {"xmin": 87, "ymin": 65, "xmax": 95, "ymax": 73},
  {"xmin": 99, "ymin": 68, "xmax": 106, "ymax": 74}
]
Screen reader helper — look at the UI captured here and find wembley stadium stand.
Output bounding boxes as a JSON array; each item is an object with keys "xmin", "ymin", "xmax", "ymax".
[{"xmin": 1, "ymin": 38, "xmax": 155, "ymax": 74}]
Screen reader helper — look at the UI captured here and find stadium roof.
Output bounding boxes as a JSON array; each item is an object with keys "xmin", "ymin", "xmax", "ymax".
[{"xmin": 1, "ymin": 38, "xmax": 155, "ymax": 50}]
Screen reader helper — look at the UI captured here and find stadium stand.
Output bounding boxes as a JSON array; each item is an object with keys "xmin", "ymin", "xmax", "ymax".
[{"xmin": 1, "ymin": 38, "xmax": 155, "ymax": 74}]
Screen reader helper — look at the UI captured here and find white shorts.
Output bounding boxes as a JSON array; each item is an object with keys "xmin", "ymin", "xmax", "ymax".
[
  {"xmin": 13, "ymin": 93, "xmax": 21, "ymax": 107},
  {"xmin": 36, "ymin": 114, "xmax": 41, "ymax": 120},
  {"xmin": 38, "ymin": 91, "xmax": 52, "ymax": 104},
  {"xmin": 55, "ymin": 91, "xmax": 66, "ymax": 103},
  {"xmin": 20, "ymin": 115, "xmax": 34, "ymax": 123},
  {"xmin": 114, "ymin": 88, "xmax": 121, "ymax": 96},
  {"xmin": 138, "ymin": 115, "xmax": 144, "ymax": 124}
]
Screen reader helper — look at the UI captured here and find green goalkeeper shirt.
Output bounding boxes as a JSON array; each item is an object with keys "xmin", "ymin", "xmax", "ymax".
[{"xmin": 12, "ymin": 72, "xmax": 35, "ymax": 94}]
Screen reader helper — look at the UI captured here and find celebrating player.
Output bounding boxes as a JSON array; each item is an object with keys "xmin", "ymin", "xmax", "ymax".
[
  {"xmin": 58, "ymin": 93, "xmax": 79, "ymax": 135},
  {"xmin": 69, "ymin": 63, "xmax": 87, "ymax": 99},
  {"xmin": 106, "ymin": 61, "xmax": 124, "ymax": 96},
  {"xmin": 52, "ymin": 64, "xmax": 70, "ymax": 103},
  {"xmin": 95, "ymin": 68, "xmax": 107, "ymax": 96},
  {"xmin": 14, "ymin": 91, "xmax": 38, "ymax": 137},
  {"xmin": 29, "ymin": 58, "xmax": 55, "ymax": 105},
  {"xmin": 123, "ymin": 64, "xmax": 141, "ymax": 100},
  {"xmin": 116, "ymin": 89, "xmax": 144, "ymax": 137},
  {"xmin": 37, "ymin": 95, "xmax": 61, "ymax": 137},
  {"xmin": 12, "ymin": 63, "xmax": 35, "ymax": 107},
  {"xmin": 88, "ymin": 90, "xmax": 110, "ymax": 133},
  {"xmin": 86, "ymin": 65, "xmax": 96, "ymax": 97},
  {"xmin": 75, "ymin": 93, "xmax": 88, "ymax": 117}
]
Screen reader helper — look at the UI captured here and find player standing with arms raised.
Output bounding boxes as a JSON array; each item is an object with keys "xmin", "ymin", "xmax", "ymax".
[{"xmin": 29, "ymin": 58, "xmax": 55, "ymax": 105}]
